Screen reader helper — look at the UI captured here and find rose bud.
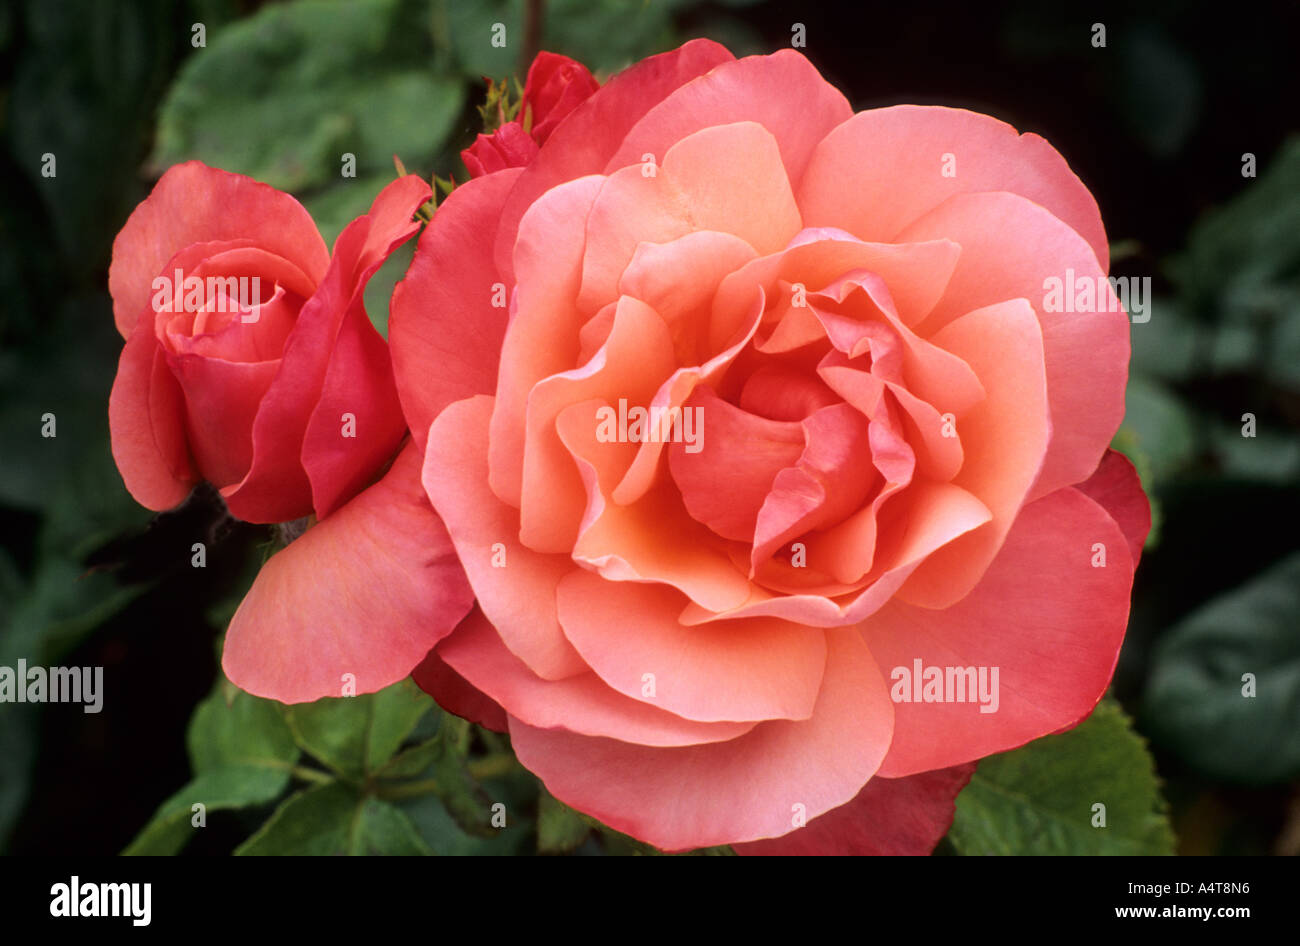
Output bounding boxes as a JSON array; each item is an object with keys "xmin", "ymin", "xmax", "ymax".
[
  {"xmin": 460, "ymin": 51, "xmax": 598, "ymax": 177},
  {"xmin": 107, "ymin": 161, "xmax": 430, "ymax": 524},
  {"xmin": 519, "ymin": 50, "xmax": 601, "ymax": 144}
]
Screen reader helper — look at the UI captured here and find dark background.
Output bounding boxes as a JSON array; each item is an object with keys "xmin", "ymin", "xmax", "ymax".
[{"xmin": 2, "ymin": 0, "xmax": 1298, "ymax": 855}]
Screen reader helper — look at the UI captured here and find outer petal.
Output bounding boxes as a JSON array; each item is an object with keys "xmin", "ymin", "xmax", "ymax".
[
  {"xmin": 223, "ymin": 175, "xmax": 428, "ymax": 523},
  {"xmin": 509, "ymin": 629, "xmax": 894, "ymax": 851},
  {"xmin": 109, "ymin": 160, "xmax": 329, "ymax": 337},
  {"xmin": 391, "ymin": 168, "xmax": 524, "ymax": 450},
  {"xmin": 733, "ymin": 762, "xmax": 976, "ymax": 856},
  {"xmin": 299, "ymin": 175, "xmax": 431, "ymax": 518},
  {"xmin": 607, "ymin": 49, "xmax": 852, "ymax": 188},
  {"xmin": 411, "ymin": 612, "xmax": 510, "ymax": 734},
  {"xmin": 493, "ymin": 38, "xmax": 735, "ymax": 281},
  {"xmin": 897, "ymin": 191, "xmax": 1129, "ymax": 501},
  {"xmin": 222, "ymin": 443, "xmax": 474, "ymax": 703},
  {"xmin": 107, "ymin": 318, "xmax": 196, "ymax": 510},
  {"xmin": 1073, "ymin": 449, "xmax": 1151, "ymax": 566},
  {"xmin": 797, "ymin": 105, "xmax": 1108, "ymax": 270},
  {"xmin": 867, "ymin": 486, "xmax": 1135, "ymax": 777}
]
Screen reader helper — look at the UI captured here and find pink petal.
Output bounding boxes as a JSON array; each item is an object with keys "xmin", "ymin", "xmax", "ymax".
[
  {"xmin": 797, "ymin": 105, "xmax": 1108, "ymax": 270},
  {"xmin": 678, "ymin": 479, "xmax": 991, "ymax": 627},
  {"xmin": 751, "ymin": 403, "xmax": 876, "ymax": 568},
  {"xmin": 711, "ymin": 233, "xmax": 963, "ymax": 348},
  {"xmin": 617, "ymin": 229, "xmax": 759, "ymax": 365},
  {"xmin": 898, "ymin": 191, "xmax": 1129, "ymax": 501},
  {"xmin": 493, "ymin": 38, "xmax": 735, "ymax": 281},
  {"xmin": 734, "ymin": 762, "xmax": 976, "ymax": 855},
  {"xmin": 108, "ymin": 318, "xmax": 196, "ymax": 510},
  {"xmin": 518, "ymin": 295, "xmax": 677, "ymax": 553},
  {"xmin": 867, "ymin": 485, "xmax": 1136, "ymax": 777},
  {"xmin": 607, "ymin": 49, "xmax": 852, "ymax": 188},
  {"xmin": 165, "ymin": 351, "xmax": 278, "ymax": 489},
  {"xmin": 668, "ymin": 387, "xmax": 805, "ymax": 542},
  {"xmin": 411, "ymin": 624, "xmax": 509, "ymax": 733},
  {"xmin": 577, "ymin": 121, "xmax": 803, "ymax": 313},
  {"xmin": 610, "ymin": 288, "xmax": 766, "ymax": 507},
  {"xmin": 1074, "ymin": 449, "xmax": 1151, "ymax": 566},
  {"xmin": 438, "ymin": 606, "xmax": 754, "ymax": 746},
  {"xmin": 767, "ymin": 392, "xmax": 911, "ymax": 584},
  {"xmin": 556, "ymin": 570, "xmax": 827, "ymax": 723},
  {"xmin": 509, "ymin": 629, "xmax": 893, "ymax": 851},
  {"xmin": 570, "ymin": 472, "xmax": 754, "ymax": 614},
  {"xmin": 460, "ymin": 123, "xmax": 538, "ymax": 177},
  {"xmin": 224, "ymin": 175, "xmax": 430, "ymax": 523},
  {"xmin": 222, "ymin": 442, "xmax": 474, "ymax": 703},
  {"xmin": 109, "ymin": 161, "xmax": 328, "ymax": 337},
  {"xmin": 897, "ymin": 298, "xmax": 1049, "ymax": 608},
  {"xmin": 390, "ymin": 168, "xmax": 524, "ymax": 450},
  {"xmin": 423, "ymin": 395, "xmax": 587, "ymax": 680},
  {"xmin": 489, "ymin": 175, "xmax": 604, "ymax": 508}
]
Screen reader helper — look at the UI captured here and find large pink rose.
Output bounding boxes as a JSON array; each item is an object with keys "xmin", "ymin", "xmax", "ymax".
[{"xmin": 234, "ymin": 40, "xmax": 1148, "ymax": 853}]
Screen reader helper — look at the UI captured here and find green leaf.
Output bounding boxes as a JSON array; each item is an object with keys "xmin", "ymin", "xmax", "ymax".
[
  {"xmin": 1142, "ymin": 552, "xmax": 1300, "ymax": 783},
  {"xmin": 543, "ymin": 0, "xmax": 696, "ymax": 75},
  {"xmin": 187, "ymin": 684, "xmax": 300, "ymax": 775},
  {"xmin": 948, "ymin": 701, "xmax": 1175, "ymax": 855},
  {"xmin": 375, "ymin": 735, "xmax": 442, "ymax": 780},
  {"xmin": 444, "ymin": 0, "xmax": 522, "ymax": 81},
  {"xmin": 1116, "ymin": 376, "xmax": 1198, "ymax": 484},
  {"xmin": 235, "ymin": 782, "xmax": 432, "ymax": 855},
  {"xmin": 8, "ymin": 0, "xmax": 180, "ymax": 270},
  {"xmin": 416, "ymin": 716, "xmax": 497, "ymax": 836},
  {"xmin": 394, "ymin": 791, "xmax": 529, "ymax": 856},
  {"xmin": 152, "ymin": 0, "xmax": 462, "ymax": 216},
  {"xmin": 124, "ymin": 680, "xmax": 302, "ymax": 855},
  {"xmin": 282, "ymin": 678, "xmax": 434, "ymax": 778},
  {"xmin": 235, "ymin": 781, "xmax": 353, "ymax": 855},
  {"xmin": 1207, "ymin": 418, "xmax": 1300, "ymax": 483},
  {"xmin": 1128, "ymin": 298, "xmax": 1203, "ymax": 383},
  {"xmin": 361, "ymin": 238, "xmax": 416, "ymax": 339},
  {"xmin": 123, "ymin": 766, "xmax": 292, "ymax": 856},
  {"xmin": 351, "ymin": 797, "xmax": 434, "ymax": 855},
  {"xmin": 537, "ymin": 788, "xmax": 589, "ymax": 853},
  {"xmin": 1170, "ymin": 136, "xmax": 1300, "ymax": 330}
]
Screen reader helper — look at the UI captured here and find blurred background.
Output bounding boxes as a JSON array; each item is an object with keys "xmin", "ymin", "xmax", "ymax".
[{"xmin": 1, "ymin": 0, "xmax": 1297, "ymax": 855}]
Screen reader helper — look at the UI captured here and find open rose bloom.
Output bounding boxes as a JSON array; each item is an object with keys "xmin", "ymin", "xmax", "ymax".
[
  {"xmin": 203, "ymin": 40, "xmax": 1147, "ymax": 853},
  {"xmin": 382, "ymin": 39, "xmax": 1149, "ymax": 851}
]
